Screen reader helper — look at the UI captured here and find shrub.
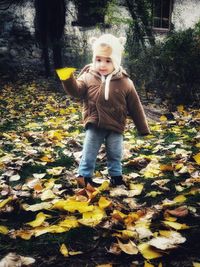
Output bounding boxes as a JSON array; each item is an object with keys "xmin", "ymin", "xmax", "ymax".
[{"xmin": 126, "ymin": 22, "xmax": 200, "ymax": 106}]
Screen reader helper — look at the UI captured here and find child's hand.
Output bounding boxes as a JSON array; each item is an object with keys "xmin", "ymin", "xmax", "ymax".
[{"xmin": 56, "ymin": 67, "xmax": 76, "ymax": 80}]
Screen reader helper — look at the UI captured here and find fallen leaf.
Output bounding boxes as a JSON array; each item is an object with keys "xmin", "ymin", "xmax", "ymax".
[
  {"xmin": 26, "ymin": 212, "xmax": 51, "ymax": 227},
  {"xmin": 117, "ymin": 239, "xmax": 138, "ymax": 255},
  {"xmin": 138, "ymin": 243, "xmax": 163, "ymax": 259},
  {"xmin": 78, "ymin": 207, "xmax": 105, "ymax": 227},
  {"xmin": 98, "ymin": 196, "xmax": 112, "ymax": 209},
  {"xmin": 147, "ymin": 232, "xmax": 186, "ymax": 250},
  {"xmin": 60, "ymin": 243, "xmax": 69, "ymax": 257},
  {"xmin": 160, "ymin": 115, "xmax": 167, "ymax": 121},
  {"xmin": 129, "ymin": 183, "xmax": 144, "ymax": 195},
  {"xmin": 193, "ymin": 153, "xmax": 200, "ymax": 165},
  {"xmin": 53, "ymin": 199, "xmax": 94, "ymax": 213},
  {"xmin": 40, "ymin": 189, "xmax": 56, "ymax": 201},
  {"xmin": 165, "ymin": 206, "xmax": 188, "ymax": 217},
  {"xmin": 9, "ymin": 174, "xmax": 21, "ymax": 181},
  {"xmin": 0, "ymin": 197, "xmax": 12, "ymax": 209},
  {"xmin": 162, "ymin": 221, "xmax": 190, "ymax": 230},
  {"xmin": 58, "ymin": 216, "xmax": 79, "ymax": 229},
  {"xmin": 22, "ymin": 202, "xmax": 52, "ymax": 211},
  {"xmin": 144, "ymin": 261, "xmax": 155, "ymax": 267},
  {"xmin": 0, "ymin": 225, "xmax": 9, "ymax": 235},
  {"xmin": 173, "ymin": 195, "xmax": 187, "ymax": 203},
  {"xmin": 0, "ymin": 253, "xmax": 35, "ymax": 266}
]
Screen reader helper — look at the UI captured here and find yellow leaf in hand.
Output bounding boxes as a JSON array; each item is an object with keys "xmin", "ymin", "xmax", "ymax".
[
  {"xmin": 26, "ymin": 212, "xmax": 51, "ymax": 227},
  {"xmin": 56, "ymin": 67, "xmax": 76, "ymax": 80}
]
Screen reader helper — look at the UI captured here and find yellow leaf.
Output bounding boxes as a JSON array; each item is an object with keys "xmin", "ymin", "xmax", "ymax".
[
  {"xmin": 0, "ymin": 197, "xmax": 12, "ymax": 209},
  {"xmin": 195, "ymin": 143, "xmax": 200, "ymax": 148},
  {"xmin": 0, "ymin": 225, "xmax": 9, "ymax": 235},
  {"xmin": 193, "ymin": 153, "xmax": 200, "ymax": 165},
  {"xmin": 144, "ymin": 261, "xmax": 155, "ymax": 267},
  {"xmin": 60, "ymin": 243, "xmax": 69, "ymax": 257},
  {"xmin": 160, "ymin": 115, "xmax": 167, "ymax": 122},
  {"xmin": 114, "ymin": 230, "xmax": 138, "ymax": 239},
  {"xmin": 129, "ymin": 183, "xmax": 144, "ymax": 195},
  {"xmin": 44, "ymin": 178, "xmax": 55, "ymax": 189},
  {"xmin": 173, "ymin": 195, "xmax": 186, "ymax": 203},
  {"xmin": 47, "ymin": 166, "xmax": 64, "ymax": 176},
  {"xmin": 177, "ymin": 105, "xmax": 184, "ymax": 112},
  {"xmin": 78, "ymin": 207, "xmax": 105, "ymax": 227},
  {"xmin": 40, "ymin": 156, "xmax": 54, "ymax": 162},
  {"xmin": 112, "ymin": 210, "xmax": 127, "ymax": 221},
  {"xmin": 138, "ymin": 243, "xmax": 163, "ymax": 259},
  {"xmin": 160, "ymin": 164, "xmax": 173, "ymax": 171},
  {"xmin": 97, "ymin": 181, "xmax": 110, "ymax": 191},
  {"xmin": 158, "ymin": 263, "xmax": 163, "ymax": 267},
  {"xmin": 15, "ymin": 229, "xmax": 34, "ymax": 240},
  {"xmin": 34, "ymin": 225, "xmax": 68, "ymax": 236},
  {"xmin": 98, "ymin": 196, "xmax": 111, "ymax": 209},
  {"xmin": 59, "ymin": 216, "xmax": 79, "ymax": 229},
  {"xmin": 193, "ymin": 262, "xmax": 200, "ymax": 267},
  {"xmin": 25, "ymin": 122, "xmax": 41, "ymax": 129},
  {"xmin": 56, "ymin": 67, "xmax": 76, "ymax": 80},
  {"xmin": 26, "ymin": 212, "xmax": 51, "ymax": 227},
  {"xmin": 40, "ymin": 189, "xmax": 56, "ymax": 201},
  {"xmin": 162, "ymin": 221, "xmax": 190, "ymax": 230},
  {"xmin": 69, "ymin": 251, "xmax": 83, "ymax": 256},
  {"xmin": 53, "ymin": 199, "xmax": 94, "ymax": 213},
  {"xmin": 146, "ymin": 191, "xmax": 162, "ymax": 197}
]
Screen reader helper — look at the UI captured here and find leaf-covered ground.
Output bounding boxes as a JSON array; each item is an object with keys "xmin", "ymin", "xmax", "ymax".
[{"xmin": 0, "ymin": 80, "xmax": 200, "ymax": 267}]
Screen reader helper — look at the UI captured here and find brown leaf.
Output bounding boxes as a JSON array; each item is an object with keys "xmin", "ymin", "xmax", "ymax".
[{"xmin": 165, "ymin": 206, "xmax": 189, "ymax": 217}]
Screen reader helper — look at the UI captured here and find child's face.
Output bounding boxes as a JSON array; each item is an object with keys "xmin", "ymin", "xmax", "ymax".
[{"xmin": 95, "ymin": 56, "xmax": 114, "ymax": 76}]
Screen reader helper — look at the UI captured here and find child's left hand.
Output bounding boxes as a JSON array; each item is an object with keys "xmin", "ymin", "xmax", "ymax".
[{"xmin": 56, "ymin": 67, "xmax": 76, "ymax": 80}]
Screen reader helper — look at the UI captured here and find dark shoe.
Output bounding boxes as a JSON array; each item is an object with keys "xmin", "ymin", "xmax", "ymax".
[
  {"xmin": 110, "ymin": 176, "xmax": 126, "ymax": 186},
  {"xmin": 76, "ymin": 176, "xmax": 97, "ymax": 187}
]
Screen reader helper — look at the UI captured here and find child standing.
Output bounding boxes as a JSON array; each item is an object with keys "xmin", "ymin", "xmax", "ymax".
[{"xmin": 56, "ymin": 34, "xmax": 150, "ymax": 187}]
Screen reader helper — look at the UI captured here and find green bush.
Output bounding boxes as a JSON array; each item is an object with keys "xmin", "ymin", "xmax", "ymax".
[{"xmin": 126, "ymin": 22, "xmax": 200, "ymax": 106}]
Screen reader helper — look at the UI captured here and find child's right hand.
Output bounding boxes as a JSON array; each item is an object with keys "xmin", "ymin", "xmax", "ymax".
[{"xmin": 56, "ymin": 67, "xmax": 76, "ymax": 81}]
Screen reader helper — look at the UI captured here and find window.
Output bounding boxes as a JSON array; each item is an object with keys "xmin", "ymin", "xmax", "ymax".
[{"xmin": 152, "ymin": 0, "xmax": 172, "ymax": 31}]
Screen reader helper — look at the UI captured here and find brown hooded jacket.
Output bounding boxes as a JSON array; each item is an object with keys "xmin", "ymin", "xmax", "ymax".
[{"xmin": 61, "ymin": 65, "xmax": 150, "ymax": 135}]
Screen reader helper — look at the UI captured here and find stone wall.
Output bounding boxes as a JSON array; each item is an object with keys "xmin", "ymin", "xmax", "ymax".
[
  {"xmin": 172, "ymin": 0, "xmax": 200, "ymax": 31},
  {"xmin": 0, "ymin": 0, "xmax": 200, "ymax": 79},
  {"xmin": 0, "ymin": 1, "xmax": 129, "ymax": 79}
]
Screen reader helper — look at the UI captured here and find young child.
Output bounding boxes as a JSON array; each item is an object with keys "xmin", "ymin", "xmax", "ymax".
[{"xmin": 56, "ymin": 34, "xmax": 150, "ymax": 187}]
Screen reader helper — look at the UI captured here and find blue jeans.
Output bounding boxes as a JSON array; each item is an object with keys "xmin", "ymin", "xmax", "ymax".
[{"xmin": 78, "ymin": 125, "xmax": 123, "ymax": 177}]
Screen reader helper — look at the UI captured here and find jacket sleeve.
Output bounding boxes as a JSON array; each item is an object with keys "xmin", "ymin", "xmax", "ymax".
[
  {"xmin": 126, "ymin": 80, "xmax": 150, "ymax": 135},
  {"xmin": 61, "ymin": 73, "xmax": 87, "ymax": 99}
]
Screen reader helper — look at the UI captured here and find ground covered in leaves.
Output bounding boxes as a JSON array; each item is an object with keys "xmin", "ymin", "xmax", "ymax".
[{"xmin": 0, "ymin": 80, "xmax": 200, "ymax": 267}]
